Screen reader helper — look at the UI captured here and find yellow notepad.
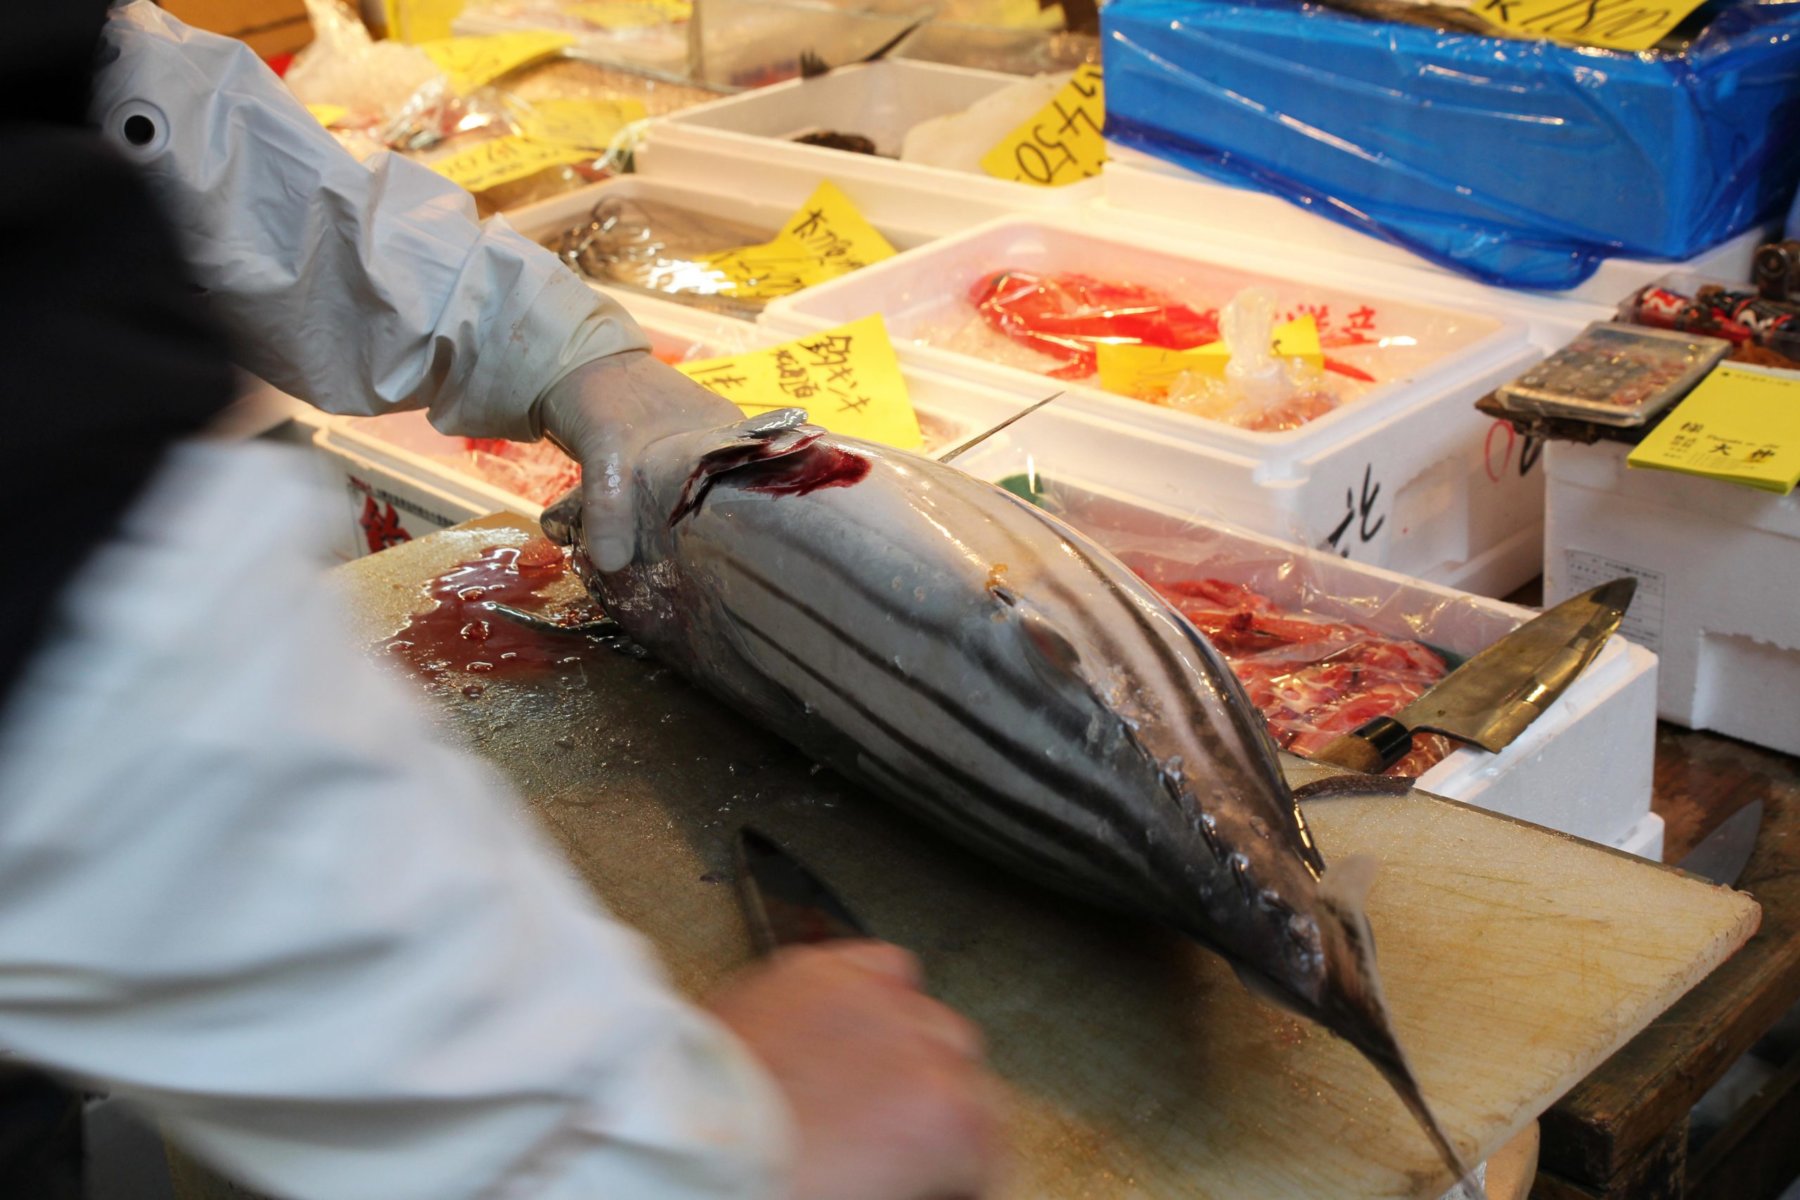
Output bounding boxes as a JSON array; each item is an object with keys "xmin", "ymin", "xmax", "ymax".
[{"xmin": 1626, "ymin": 364, "xmax": 1800, "ymax": 495}]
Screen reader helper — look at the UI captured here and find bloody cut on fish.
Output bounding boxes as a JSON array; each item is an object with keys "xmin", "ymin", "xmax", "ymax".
[
  {"xmin": 1151, "ymin": 578, "xmax": 1456, "ymax": 778},
  {"xmin": 533, "ymin": 406, "xmax": 1480, "ymax": 1189}
]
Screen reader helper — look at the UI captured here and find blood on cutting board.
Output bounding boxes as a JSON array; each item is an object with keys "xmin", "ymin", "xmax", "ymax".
[{"xmin": 382, "ymin": 537, "xmax": 598, "ymax": 690}]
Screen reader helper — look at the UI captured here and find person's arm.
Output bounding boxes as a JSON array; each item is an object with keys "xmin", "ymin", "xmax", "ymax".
[
  {"xmin": 0, "ymin": 442, "xmax": 1001, "ymax": 1200},
  {"xmin": 89, "ymin": 0, "xmax": 637, "ymax": 442},
  {"xmin": 91, "ymin": 2, "xmax": 745, "ymax": 571}
]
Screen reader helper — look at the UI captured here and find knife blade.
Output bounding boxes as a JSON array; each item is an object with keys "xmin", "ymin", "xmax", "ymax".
[
  {"xmin": 1311, "ymin": 577, "xmax": 1637, "ymax": 776},
  {"xmin": 734, "ymin": 827, "xmax": 871, "ymax": 955},
  {"xmin": 1677, "ymin": 800, "xmax": 1763, "ymax": 887}
]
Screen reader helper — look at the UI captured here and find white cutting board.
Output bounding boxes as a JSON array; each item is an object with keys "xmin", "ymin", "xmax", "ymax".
[{"xmin": 340, "ymin": 520, "xmax": 1759, "ymax": 1199}]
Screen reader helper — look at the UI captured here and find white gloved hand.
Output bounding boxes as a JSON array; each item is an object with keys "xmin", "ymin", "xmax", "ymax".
[{"xmin": 537, "ymin": 350, "xmax": 743, "ymax": 572}]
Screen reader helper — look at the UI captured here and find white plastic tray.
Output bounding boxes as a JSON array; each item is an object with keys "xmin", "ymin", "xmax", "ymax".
[
  {"xmin": 636, "ymin": 60, "xmax": 1105, "ymax": 237},
  {"xmin": 1103, "ymin": 155, "xmax": 1771, "ymax": 306},
  {"xmin": 762, "ymin": 212, "xmax": 1571, "ymax": 594},
  {"xmin": 1020, "ymin": 472, "xmax": 1660, "ymax": 852}
]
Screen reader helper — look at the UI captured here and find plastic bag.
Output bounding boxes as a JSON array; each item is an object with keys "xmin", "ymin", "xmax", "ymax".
[
  {"xmin": 1103, "ymin": 0, "xmax": 1800, "ymax": 290},
  {"xmin": 550, "ymin": 194, "xmax": 781, "ymax": 317}
]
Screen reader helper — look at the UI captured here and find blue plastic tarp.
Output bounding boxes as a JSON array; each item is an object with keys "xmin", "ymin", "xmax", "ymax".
[{"xmin": 1103, "ymin": 0, "xmax": 1800, "ymax": 290}]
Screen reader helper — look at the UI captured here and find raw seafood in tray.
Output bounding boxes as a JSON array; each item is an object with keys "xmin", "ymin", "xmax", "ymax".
[
  {"xmin": 1152, "ymin": 577, "xmax": 1455, "ymax": 777},
  {"xmin": 920, "ymin": 266, "xmax": 1500, "ymax": 432}
]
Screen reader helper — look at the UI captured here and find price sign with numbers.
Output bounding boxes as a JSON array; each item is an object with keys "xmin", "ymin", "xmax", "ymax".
[
  {"xmin": 979, "ymin": 64, "xmax": 1106, "ymax": 188},
  {"xmin": 428, "ymin": 135, "xmax": 594, "ymax": 193},
  {"xmin": 677, "ymin": 315, "xmax": 922, "ymax": 449},
  {"xmin": 1627, "ymin": 365, "xmax": 1800, "ymax": 494},
  {"xmin": 1469, "ymin": 0, "xmax": 1710, "ymax": 52}
]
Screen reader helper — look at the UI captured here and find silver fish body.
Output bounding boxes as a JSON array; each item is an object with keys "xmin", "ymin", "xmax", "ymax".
[{"xmin": 545, "ymin": 412, "xmax": 1468, "ymax": 1183}]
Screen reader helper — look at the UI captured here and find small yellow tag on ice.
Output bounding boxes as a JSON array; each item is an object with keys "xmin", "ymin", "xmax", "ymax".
[{"xmin": 1096, "ymin": 316, "xmax": 1324, "ymax": 394}]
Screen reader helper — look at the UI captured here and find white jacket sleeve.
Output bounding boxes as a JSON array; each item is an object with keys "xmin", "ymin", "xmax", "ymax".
[
  {"xmin": 0, "ymin": 443, "xmax": 789, "ymax": 1200},
  {"xmin": 89, "ymin": 2, "xmax": 646, "ymax": 441}
]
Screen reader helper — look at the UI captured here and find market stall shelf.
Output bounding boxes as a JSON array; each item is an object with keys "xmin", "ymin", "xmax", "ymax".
[{"xmin": 330, "ymin": 514, "xmax": 1755, "ymax": 1199}]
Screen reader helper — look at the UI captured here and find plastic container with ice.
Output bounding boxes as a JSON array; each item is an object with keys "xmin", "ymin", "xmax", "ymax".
[
  {"xmin": 763, "ymin": 214, "xmax": 1560, "ymax": 593},
  {"xmin": 636, "ymin": 61, "xmax": 1106, "ymax": 237}
]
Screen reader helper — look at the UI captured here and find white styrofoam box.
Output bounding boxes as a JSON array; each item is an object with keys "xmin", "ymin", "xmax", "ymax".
[
  {"xmin": 312, "ymin": 422, "xmax": 501, "ymax": 561},
  {"xmin": 763, "ymin": 213, "xmax": 1572, "ymax": 594},
  {"xmin": 1102, "ymin": 155, "xmax": 1771, "ymax": 307},
  {"xmin": 636, "ymin": 61, "xmax": 1106, "ymax": 237},
  {"xmin": 505, "ymin": 173, "xmax": 942, "ymax": 321},
  {"xmin": 1613, "ymin": 811, "xmax": 1666, "ymax": 861},
  {"xmin": 1544, "ymin": 438, "xmax": 1800, "ymax": 755},
  {"xmin": 1019, "ymin": 472, "xmax": 1660, "ymax": 849}
]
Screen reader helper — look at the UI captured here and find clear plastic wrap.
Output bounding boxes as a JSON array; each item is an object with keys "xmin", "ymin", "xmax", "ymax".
[
  {"xmin": 1103, "ymin": 0, "xmax": 1800, "ymax": 290},
  {"xmin": 1003, "ymin": 472, "xmax": 1514, "ymax": 776}
]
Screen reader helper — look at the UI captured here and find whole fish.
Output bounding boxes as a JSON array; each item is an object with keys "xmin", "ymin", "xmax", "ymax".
[{"xmin": 542, "ymin": 409, "xmax": 1471, "ymax": 1186}]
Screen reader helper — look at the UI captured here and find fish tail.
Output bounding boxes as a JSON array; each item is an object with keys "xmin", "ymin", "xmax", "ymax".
[{"xmin": 1317, "ymin": 855, "xmax": 1476, "ymax": 1191}]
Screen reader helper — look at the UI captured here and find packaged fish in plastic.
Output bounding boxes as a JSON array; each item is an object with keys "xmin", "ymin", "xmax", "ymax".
[
  {"xmin": 1492, "ymin": 321, "xmax": 1730, "ymax": 427},
  {"xmin": 549, "ymin": 194, "xmax": 783, "ymax": 317},
  {"xmin": 921, "ymin": 268, "xmax": 1476, "ymax": 432}
]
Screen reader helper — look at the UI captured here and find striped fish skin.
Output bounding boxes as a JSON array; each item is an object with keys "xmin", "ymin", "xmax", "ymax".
[{"xmin": 544, "ymin": 412, "xmax": 1468, "ymax": 1183}]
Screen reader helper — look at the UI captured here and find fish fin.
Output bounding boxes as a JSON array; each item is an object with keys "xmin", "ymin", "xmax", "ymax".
[
  {"xmin": 936, "ymin": 391, "xmax": 1064, "ymax": 463},
  {"xmin": 1292, "ymin": 775, "xmax": 1413, "ymax": 803},
  {"xmin": 1316, "ymin": 855, "xmax": 1476, "ymax": 1191},
  {"xmin": 668, "ymin": 411, "xmax": 825, "ymax": 525},
  {"xmin": 542, "ymin": 487, "xmax": 584, "ymax": 547}
]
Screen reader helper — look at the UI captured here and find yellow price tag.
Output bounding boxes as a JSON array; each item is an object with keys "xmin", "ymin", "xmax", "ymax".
[
  {"xmin": 427, "ymin": 135, "xmax": 594, "ymax": 193},
  {"xmin": 1096, "ymin": 316, "xmax": 1324, "ymax": 395},
  {"xmin": 385, "ymin": 0, "xmax": 465, "ymax": 43},
  {"xmin": 1626, "ymin": 364, "xmax": 1800, "ymax": 494},
  {"xmin": 678, "ymin": 315, "xmax": 922, "ymax": 450},
  {"xmin": 419, "ymin": 32, "xmax": 575, "ymax": 93},
  {"xmin": 518, "ymin": 98, "xmax": 648, "ymax": 151},
  {"xmin": 569, "ymin": 0, "xmax": 692, "ymax": 27},
  {"xmin": 700, "ymin": 182, "xmax": 897, "ymax": 299},
  {"xmin": 979, "ymin": 64, "xmax": 1105, "ymax": 188},
  {"xmin": 306, "ymin": 104, "xmax": 350, "ymax": 129},
  {"xmin": 1469, "ymin": 0, "xmax": 1709, "ymax": 52}
]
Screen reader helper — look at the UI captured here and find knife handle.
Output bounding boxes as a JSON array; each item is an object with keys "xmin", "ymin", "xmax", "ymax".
[{"xmin": 1313, "ymin": 716, "xmax": 1413, "ymax": 776}]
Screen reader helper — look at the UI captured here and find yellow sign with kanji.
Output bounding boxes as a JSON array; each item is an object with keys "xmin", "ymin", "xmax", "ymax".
[
  {"xmin": 979, "ymin": 64, "xmax": 1105, "ymax": 187},
  {"xmin": 1627, "ymin": 364, "xmax": 1800, "ymax": 494},
  {"xmin": 427, "ymin": 135, "xmax": 594, "ymax": 193},
  {"xmin": 306, "ymin": 104, "xmax": 350, "ymax": 129},
  {"xmin": 677, "ymin": 315, "xmax": 922, "ymax": 450},
  {"xmin": 700, "ymin": 182, "xmax": 897, "ymax": 300},
  {"xmin": 384, "ymin": 0, "xmax": 465, "ymax": 43},
  {"xmin": 1095, "ymin": 316, "xmax": 1324, "ymax": 395},
  {"xmin": 418, "ymin": 31, "xmax": 575, "ymax": 93},
  {"xmin": 518, "ymin": 98, "xmax": 648, "ymax": 152},
  {"xmin": 1469, "ymin": 0, "xmax": 1709, "ymax": 52}
]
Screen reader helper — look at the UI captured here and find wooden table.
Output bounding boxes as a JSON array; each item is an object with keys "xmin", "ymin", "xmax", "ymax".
[{"xmin": 1533, "ymin": 727, "xmax": 1800, "ymax": 1200}]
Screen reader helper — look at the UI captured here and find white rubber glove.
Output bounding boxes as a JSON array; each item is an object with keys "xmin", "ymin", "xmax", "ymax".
[{"xmin": 537, "ymin": 349, "xmax": 744, "ymax": 572}]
